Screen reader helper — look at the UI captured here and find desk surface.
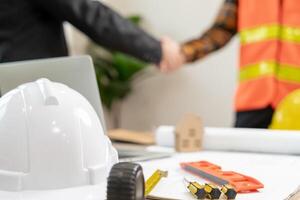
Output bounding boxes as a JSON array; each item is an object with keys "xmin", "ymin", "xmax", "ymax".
[{"xmin": 140, "ymin": 150, "xmax": 300, "ymax": 200}]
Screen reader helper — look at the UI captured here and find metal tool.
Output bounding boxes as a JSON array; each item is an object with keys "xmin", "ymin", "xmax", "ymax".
[
  {"xmin": 221, "ymin": 184, "xmax": 237, "ymax": 200},
  {"xmin": 184, "ymin": 179, "xmax": 221, "ymax": 199},
  {"xmin": 184, "ymin": 179, "xmax": 237, "ymax": 200},
  {"xmin": 181, "ymin": 161, "xmax": 263, "ymax": 193}
]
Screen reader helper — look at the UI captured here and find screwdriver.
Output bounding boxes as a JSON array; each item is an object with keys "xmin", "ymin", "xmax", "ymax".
[
  {"xmin": 184, "ymin": 179, "xmax": 221, "ymax": 199},
  {"xmin": 184, "ymin": 179, "xmax": 237, "ymax": 200}
]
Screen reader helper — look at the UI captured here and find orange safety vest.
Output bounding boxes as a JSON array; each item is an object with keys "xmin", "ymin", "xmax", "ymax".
[{"xmin": 236, "ymin": 0, "xmax": 300, "ymax": 111}]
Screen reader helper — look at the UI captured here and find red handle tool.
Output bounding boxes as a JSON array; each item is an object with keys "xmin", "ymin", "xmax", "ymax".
[{"xmin": 180, "ymin": 161, "xmax": 264, "ymax": 193}]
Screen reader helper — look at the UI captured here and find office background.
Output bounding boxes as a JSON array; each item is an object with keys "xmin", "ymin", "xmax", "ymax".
[{"xmin": 66, "ymin": 0, "xmax": 238, "ymax": 130}]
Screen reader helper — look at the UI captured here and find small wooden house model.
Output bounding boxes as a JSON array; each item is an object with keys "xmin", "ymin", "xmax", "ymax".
[{"xmin": 175, "ymin": 113, "xmax": 204, "ymax": 152}]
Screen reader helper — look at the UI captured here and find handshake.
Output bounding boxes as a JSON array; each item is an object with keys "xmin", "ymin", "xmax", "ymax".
[{"xmin": 158, "ymin": 36, "xmax": 187, "ymax": 73}]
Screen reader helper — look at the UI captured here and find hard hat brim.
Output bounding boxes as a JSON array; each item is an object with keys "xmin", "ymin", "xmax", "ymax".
[{"xmin": 0, "ymin": 183, "xmax": 106, "ymax": 200}]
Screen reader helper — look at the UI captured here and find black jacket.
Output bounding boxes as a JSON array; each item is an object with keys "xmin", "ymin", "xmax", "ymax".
[{"xmin": 0, "ymin": 0, "xmax": 162, "ymax": 63}]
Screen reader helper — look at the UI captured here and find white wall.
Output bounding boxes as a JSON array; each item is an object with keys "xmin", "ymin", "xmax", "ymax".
[
  {"xmin": 103, "ymin": 0, "xmax": 239, "ymax": 130},
  {"xmin": 65, "ymin": 0, "xmax": 239, "ymax": 130}
]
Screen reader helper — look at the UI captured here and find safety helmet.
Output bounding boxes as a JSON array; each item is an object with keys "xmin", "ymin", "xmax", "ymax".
[
  {"xmin": 270, "ymin": 89, "xmax": 300, "ymax": 130},
  {"xmin": 0, "ymin": 79, "xmax": 118, "ymax": 199}
]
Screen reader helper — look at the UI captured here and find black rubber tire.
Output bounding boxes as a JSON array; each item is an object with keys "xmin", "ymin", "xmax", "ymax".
[{"xmin": 107, "ymin": 162, "xmax": 145, "ymax": 200}]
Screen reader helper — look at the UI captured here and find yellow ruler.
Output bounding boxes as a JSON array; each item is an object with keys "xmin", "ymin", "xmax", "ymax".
[{"xmin": 145, "ymin": 170, "xmax": 168, "ymax": 196}]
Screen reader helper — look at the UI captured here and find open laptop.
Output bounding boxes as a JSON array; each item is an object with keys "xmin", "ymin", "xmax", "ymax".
[
  {"xmin": 0, "ymin": 55, "xmax": 105, "ymax": 125},
  {"xmin": 0, "ymin": 56, "xmax": 171, "ymax": 162}
]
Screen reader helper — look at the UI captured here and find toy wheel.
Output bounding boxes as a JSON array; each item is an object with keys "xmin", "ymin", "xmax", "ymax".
[{"xmin": 107, "ymin": 162, "xmax": 145, "ymax": 200}]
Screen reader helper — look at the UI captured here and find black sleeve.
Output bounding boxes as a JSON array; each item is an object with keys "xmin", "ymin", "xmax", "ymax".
[{"xmin": 29, "ymin": 0, "xmax": 162, "ymax": 63}]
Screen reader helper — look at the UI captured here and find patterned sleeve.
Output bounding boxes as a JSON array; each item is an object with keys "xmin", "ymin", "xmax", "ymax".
[{"xmin": 182, "ymin": 0, "xmax": 238, "ymax": 62}]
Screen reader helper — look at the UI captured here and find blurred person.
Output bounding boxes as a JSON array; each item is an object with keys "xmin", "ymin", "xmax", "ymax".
[
  {"xmin": 165, "ymin": 0, "xmax": 300, "ymax": 128},
  {"xmin": 0, "ymin": 0, "xmax": 183, "ymax": 69}
]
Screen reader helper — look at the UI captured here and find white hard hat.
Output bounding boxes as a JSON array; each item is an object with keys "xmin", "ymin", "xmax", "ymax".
[{"xmin": 0, "ymin": 78, "xmax": 118, "ymax": 200}]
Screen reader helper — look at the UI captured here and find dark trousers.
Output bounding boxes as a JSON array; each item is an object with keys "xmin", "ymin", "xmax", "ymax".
[{"xmin": 235, "ymin": 106, "xmax": 274, "ymax": 129}]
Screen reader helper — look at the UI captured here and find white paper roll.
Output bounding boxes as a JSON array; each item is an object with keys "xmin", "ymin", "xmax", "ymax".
[
  {"xmin": 155, "ymin": 126, "xmax": 175, "ymax": 147},
  {"xmin": 155, "ymin": 126, "xmax": 300, "ymax": 155}
]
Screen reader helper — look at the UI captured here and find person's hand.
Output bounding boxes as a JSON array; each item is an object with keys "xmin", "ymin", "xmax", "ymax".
[{"xmin": 159, "ymin": 36, "xmax": 185, "ymax": 73}]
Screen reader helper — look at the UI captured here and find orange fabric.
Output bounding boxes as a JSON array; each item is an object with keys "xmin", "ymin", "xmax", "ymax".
[
  {"xmin": 235, "ymin": 76, "xmax": 276, "ymax": 111},
  {"xmin": 272, "ymin": 80, "xmax": 300, "ymax": 107},
  {"xmin": 240, "ymin": 40, "xmax": 278, "ymax": 67},
  {"xmin": 238, "ymin": 0, "xmax": 279, "ymax": 29},
  {"xmin": 282, "ymin": 0, "xmax": 300, "ymax": 26},
  {"xmin": 280, "ymin": 42, "xmax": 300, "ymax": 66},
  {"xmin": 237, "ymin": 0, "xmax": 300, "ymax": 111}
]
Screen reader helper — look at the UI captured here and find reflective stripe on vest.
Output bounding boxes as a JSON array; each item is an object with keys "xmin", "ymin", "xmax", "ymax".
[
  {"xmin": 239, "ymin": 61, "xmax": 300, "ymax": 83},
  {"xmin": 240, "ymin": 25, "xmax": 300, "ymax": 44}
]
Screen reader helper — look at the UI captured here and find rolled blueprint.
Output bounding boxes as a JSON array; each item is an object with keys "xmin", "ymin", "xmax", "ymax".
[{"xmin": 155, "ymin": 126, "xmax": 300, "ymax": 155}]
